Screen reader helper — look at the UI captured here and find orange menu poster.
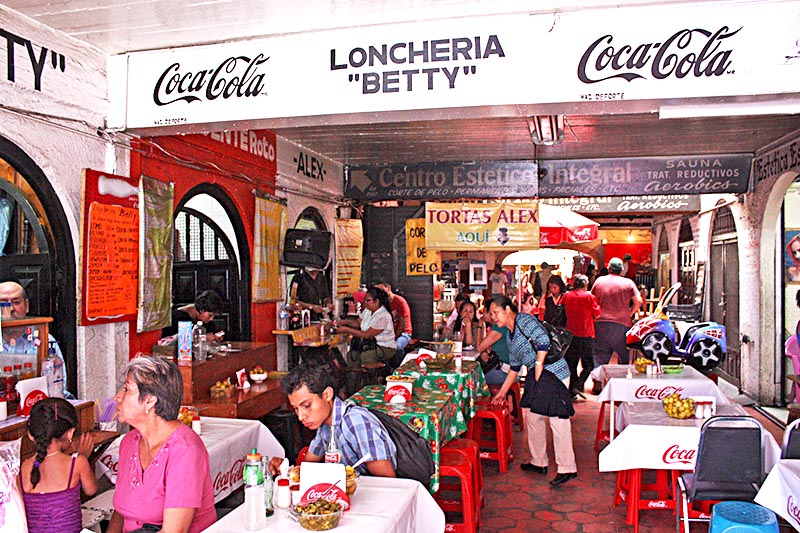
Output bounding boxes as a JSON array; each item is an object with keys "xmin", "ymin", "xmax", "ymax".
[{"xmin": 80, "ymin": 169, "xmax": 140, "ymax": 325}]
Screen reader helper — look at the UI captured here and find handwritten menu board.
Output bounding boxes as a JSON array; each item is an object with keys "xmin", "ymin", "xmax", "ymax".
[{"xmin": 80, "ymin": 169, "xmax": 139, "ymax": 325}]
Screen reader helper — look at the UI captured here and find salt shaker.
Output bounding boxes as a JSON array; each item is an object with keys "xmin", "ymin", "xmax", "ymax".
[
  {"xmin": 275, "ymin": 478, "xmax": 291, "ymax": 508},
  {"xmin": 192, "ymin": 414, "xmax": 202, "ymax": 435}
]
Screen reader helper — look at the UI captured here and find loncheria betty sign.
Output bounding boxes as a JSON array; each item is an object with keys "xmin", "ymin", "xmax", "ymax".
[
  {"xmin": 425, "ymin": 201, "xmax": 540, "ymax": 251},
  {"xmin": 112, "ymin": 3, "xmax": 800, "ymax": 130}
]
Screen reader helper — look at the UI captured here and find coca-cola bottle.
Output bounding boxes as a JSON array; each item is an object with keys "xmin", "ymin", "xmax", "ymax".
[{"xmin": 324, "ymin": 424, "xmax": 342, "ymax": 464}]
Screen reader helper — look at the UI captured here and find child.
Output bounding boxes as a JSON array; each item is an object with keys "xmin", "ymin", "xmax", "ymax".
[{"xmin": 20, "ymin": 398, "xmax": 98, "ymax": 533}]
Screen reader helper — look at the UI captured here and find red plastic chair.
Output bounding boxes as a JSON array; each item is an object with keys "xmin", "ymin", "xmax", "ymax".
[
  {"xmin": 433, "ymin": 453, "xmax": 477, "ymax": 533},
  {"xmin": 467, "ymin": 399, "xmax": 513, "ymax": 472}
]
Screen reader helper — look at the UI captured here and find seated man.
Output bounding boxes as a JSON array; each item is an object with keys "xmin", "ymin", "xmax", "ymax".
[
  {"xmin": 269, "ymin": 363, "xmax": 397, "ymax": 477},
  {"xmin": 374, "ymin": 280, "xmax": 412, "ymax": 351},
  {"xmin": 0, "ymin": 281, "xmax": 73, "ymax": 398}
]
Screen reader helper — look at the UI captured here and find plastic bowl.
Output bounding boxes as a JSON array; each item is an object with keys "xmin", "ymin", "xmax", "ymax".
[
  {"xmin": 661, "ymin": 365, "xmax": 685, "ymax": 374},
  {"xmin": 177, "ymin": 405, "xmax": 198, "ymax": 426},
  {"xmin": 292, "ymin": 503, "xmax": 342, "ymax": 531},
  {"xmin": 662, "ymin": 397, "xmax": 696, "ymax": 419},
  {"xmin": 249, "ymin": 371, "xmax": 268, "ymax": 383},
  {"xmin": 425, "ymin": 353, "xmax": 454, "ymax": 370},
  {"xmin": 633, "ymin": 358, "xmax": 654, "ymax": 373},
  {"xmin": 428, "ymin": 341, "xmax": 454, "ymax": 355}
]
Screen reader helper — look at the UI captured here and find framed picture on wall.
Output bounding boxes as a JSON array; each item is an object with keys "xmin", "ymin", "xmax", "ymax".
[
  {"xmin": 469, "ymin": 262, "xmax": 487, "ymax": 288},
  {"xmin": 786, "ymin": 230, "xmax": 800, "ymax": 283}
]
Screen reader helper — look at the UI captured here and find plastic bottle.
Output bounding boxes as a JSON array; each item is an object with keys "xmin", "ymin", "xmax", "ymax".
[
  {"xmin": 1, "ymin": 367, "xmax": 16, "ymax": 402},
  {"xmin": 278, "ymin": 305, "xmax": 290, "ymax": 330},
  {"xmin": 45, "ymin": 343, "xmax": 64, "ymax": 398},
  {"xmin": 192, "ymin": 322, "xmax": 207, "ymax": 362},
  {"xmin": 12, "ymin": 365, "xmax": 22, "ymax": 385},
  {"xmin": 40, "ymin": 357, "xmax": 53, "ymax": 398},
  {"xmin": 325, "ymin": 424, "xmax": 342, "ymax": 464},
  {"xmin": 21, "ymin": 362, "xmax": 35, "ymax": 380},
  {"xmin": 242, "ymin": 449, "xmax": 267, "ymax": 531}
]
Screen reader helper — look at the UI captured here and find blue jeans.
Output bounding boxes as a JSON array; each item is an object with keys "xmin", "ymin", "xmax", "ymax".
[
  {"xmin": 593, "ymin": 321, "xmax": 631, "ymax": 365},
  {"xmin": 396, "ymin": 332, "xmax": 412, "ymax": 351}
]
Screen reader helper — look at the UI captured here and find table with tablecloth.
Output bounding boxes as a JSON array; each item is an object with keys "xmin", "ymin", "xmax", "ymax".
[
  {"xmin": 599, "ymin": 401, "xmax": 780, "ymax": 533},
  {"xmin": 594, "ymin": 364, "xmax": 730, "ymax": 443},
  {"xmin": 755, "ymin": 459, "xmax": 800, "ymax": 530},
  {"xmin": 201, "ymin": 476, "xmax": 445, "ymax": 533},
  {"xmin": 349, "ymin": 385, "xmax": 463, "ymax": 492},
  {"xmin": 393, "ymin": 359, "xmax": 489, "ymax": 424},
  {"xmin": 94, "ymin": 416, "xmax": 284, "ymax": 503}
]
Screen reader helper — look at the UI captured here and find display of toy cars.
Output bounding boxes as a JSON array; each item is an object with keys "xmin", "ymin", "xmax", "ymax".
[{"xmin": 626, "ymin": 282, "xmax": 726, "ymax": 370}]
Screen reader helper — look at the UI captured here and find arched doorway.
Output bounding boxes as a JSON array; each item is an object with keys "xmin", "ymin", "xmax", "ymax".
[
  {"xmin": 710, "ymin": 205, "xmax": 740, "ymax": 387},
  {"xmin": 678, "ymin": 218, "xmax": 696, "ymax": 304},
  {"xmin": 0, "ymin": 135, "xmax": 76, "ymax": 393},
  {"xmin": 172, "ymin": 186, "xmax": 250, "ymax": 340}
]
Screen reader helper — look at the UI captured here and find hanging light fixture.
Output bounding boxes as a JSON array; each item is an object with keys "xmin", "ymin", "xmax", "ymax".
[{"xmin": 528, "ymin": 115, "xmax": 565, "ymax": 146}]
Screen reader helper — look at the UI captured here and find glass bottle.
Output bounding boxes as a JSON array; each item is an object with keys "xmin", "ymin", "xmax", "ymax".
[
  {"xmin": 324, "ymin": 424, "xmax": 342, "ymax": 464},
  {"xmin": 12, "ymin": 364, "xmax": 22, "ymax": 383},
  {"xmin": 262, "ymin": 457, "xmax": 274, "ymax": 517},
  {"xmin": 192, "ymin": 322, "xmax": 207, "ymax": 362},
  {"xmin": 45, "ymin": 342, "xmax": 64, "ymax": 398},
  {"xmin": 21, "ymin": 362, "xmax": 35, "ymax": 380}
]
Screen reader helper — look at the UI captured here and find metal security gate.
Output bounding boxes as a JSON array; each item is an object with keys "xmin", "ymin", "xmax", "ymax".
[{"xmin": 710, "ymin": 207, "xmax": 740, "ymax": 387}]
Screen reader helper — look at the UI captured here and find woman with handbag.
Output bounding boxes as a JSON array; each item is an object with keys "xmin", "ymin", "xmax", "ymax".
[
  {"xmin": 489, "ymin": 295, "xmax": 578, "ymax": 486},
  {"xmin": 537, "ymin": 275, "xmax": 567, "ymax": 327},
  {"xmin": 337, "ymin": 286, "xmax": 397, "ymax": 366},
  {"xmin": 475, "ymin": 311, "xmax": 510, "ymax": 385}
]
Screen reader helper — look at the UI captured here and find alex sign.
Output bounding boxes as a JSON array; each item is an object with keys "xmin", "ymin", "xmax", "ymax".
[
  {"xmin": 406, "ymin": 219, "xmax": 441, "ymax": 276},
  {"xmin": 425, "ymin": 201, "xmax": 539, "ymax": 251}
]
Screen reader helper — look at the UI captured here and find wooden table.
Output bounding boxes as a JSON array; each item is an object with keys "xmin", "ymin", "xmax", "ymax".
[
  {"xmin": 192, "ymin": 378, "xmax": 286, "ymax": 419},
  {"xmin": 0, "ymin": 399, "xmax": 94, "ymax": 459}
]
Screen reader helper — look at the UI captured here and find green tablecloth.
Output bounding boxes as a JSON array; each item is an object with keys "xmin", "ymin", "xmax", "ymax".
[
  {"xmin": 394, "ymin": 359, "xmax": 490, "ymax": 425},
  {"xmin": 349, "ymin": 385, "xmax": 464, "ymax": 493}
]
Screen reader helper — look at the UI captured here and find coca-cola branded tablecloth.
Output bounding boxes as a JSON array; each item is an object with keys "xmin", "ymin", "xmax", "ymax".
[
  {"xmin": 95, "ymin": 417, "xmax": 284, "ymax": 503},
  {"xmin": 599, "ymin": 402, "xmax": 779, "ymax": 472},
  {"xmin": 595, "ymin": 364, "xmax": 730, "ymax": 404},
  {"xmin": 755, "ymin": 459, "xmax": 800, "ymax": 530},
  {"xmin": 200, "ymin": 476, "xmax": 444, "ymax": 533}
]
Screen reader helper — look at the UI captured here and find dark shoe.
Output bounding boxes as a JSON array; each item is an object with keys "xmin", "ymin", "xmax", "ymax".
[
  {"xmin": 521, "ymin": 463, "xmax": 548, "ymax": 474},
  {"xmin": 570, "ymin": 388, "xmax": 586, "ymax": 399},
  {"xmin": 550, "ymin": 472, "xmax": 578, "ymax": 485},
  {"xmin": 591, "ymin": 382, "xmax": 603, "ymax": 395}
]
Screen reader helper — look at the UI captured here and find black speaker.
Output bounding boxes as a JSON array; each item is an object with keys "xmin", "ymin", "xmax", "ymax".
[{"xmin": 282, "ymin": 229, "xmax": 332, "ymax": 268}]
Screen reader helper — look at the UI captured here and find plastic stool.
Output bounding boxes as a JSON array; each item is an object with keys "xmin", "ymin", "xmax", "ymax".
[
  {"xmin": 434, "ymin": 453, "xmax": 477, "ymax": 533},
  {"xmin": 595, "ymin": 400, "xmax": 611, "ymax": 450},
  {"xmin": 467, "ymin": 400, "xmax": 513, "ymax": 472},
  {"xmin": 442, "ymin": 438, "xmax": 484, "ymax": 526},
  {"xmin": 710, "ymin": 501, "xmax": 779, "ymax": 533},
  {"xmin": 263, "ymin": 408, "xmax": 311, "ymax": 463},
  {"xmin": 488, "ymin": 382, "xmax": 522, "ymax": 430}
]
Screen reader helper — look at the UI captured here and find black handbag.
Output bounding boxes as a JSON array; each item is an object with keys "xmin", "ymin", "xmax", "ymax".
[
  {"xmin": 350, "ymin": 336, "xmax": 377, "ymax": 353},
  {"xmin": 479, "ymin": 350, "xmax": 501, "ymax": 374},
  {"xmin": 518, "ymin": 316, "xmax": 573, "ymax": 365}
]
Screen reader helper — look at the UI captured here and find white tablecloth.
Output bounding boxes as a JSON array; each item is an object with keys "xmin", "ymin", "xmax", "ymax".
[
  {"xmin": 599, "ymin": 402, "xmax": 779, "ymax": 473},
  {"xmin": 595, "ymin": 364, "xmax": 730, "ymax": 404},
  {"xmin": 95, "ymin": 417, "xmax": 284, "ymax": 503},
  {"xmin": 755, "ymin": 459, "xmax": 800, "ymax": 530},
  {"xmin": 201, "ymin": 476, "xmax": 445, "ymax": 533}
]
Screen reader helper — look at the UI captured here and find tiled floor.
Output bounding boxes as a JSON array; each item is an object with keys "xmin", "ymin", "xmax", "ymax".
[{"xmin": 474, "ymin": 391, "xmax": 785, "ymax": 533}]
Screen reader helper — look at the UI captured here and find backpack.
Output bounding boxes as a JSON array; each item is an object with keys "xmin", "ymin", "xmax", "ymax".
[{"xmin": 368, "ymin": 408, "xmax": 435, "ymax": 488}]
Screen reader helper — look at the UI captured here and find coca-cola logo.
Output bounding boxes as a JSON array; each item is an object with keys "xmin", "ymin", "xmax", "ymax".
[
  {"xmin": 788, "ymin": 495, "xmax": 800, "ymax": 523},
  {"xmin": 213, "ymin": 457, "xmax": 245, "ymax": 496},
  {"xmin": 153, "ymin": 54, "xmax": 269, "ymax": 106},
  {"xmin": 19, "ymin": 389, "xmax": 47, "ymax": 416},
  {"xmin": 383, "ymin": 386, "xmax": 412, "ymax": 403},
  {"xmin": 577, "ymin": 26, "xmax": 741, "ymax": 84},
  {"xmin": 300, "ymin": 484, "xmax": 350, "ymax": 510},
  {"xmin": 635, "ymin": 384, "xmax": 684, "ymax": 400},
  {"xmin": 662, "ymin": 444, "xmax": 695, "ymax": 465},
  {"xmin": 647, "ymin": 500, "xmax": 668, "ymax": 509},
  {"xmin": 100, "ymin": 453, "xmax": 118, "ymax": 475}
]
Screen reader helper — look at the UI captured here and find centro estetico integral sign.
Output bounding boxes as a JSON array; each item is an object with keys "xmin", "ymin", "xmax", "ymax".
[{"xmin": 346, "ymin": 154, "xmax": 751, "ymax": 201}]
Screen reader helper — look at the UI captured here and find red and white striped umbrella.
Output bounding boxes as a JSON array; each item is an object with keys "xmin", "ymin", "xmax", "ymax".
[{"xmin": 538, "ymin": 204, "xmax": 599, "ymax": 246}]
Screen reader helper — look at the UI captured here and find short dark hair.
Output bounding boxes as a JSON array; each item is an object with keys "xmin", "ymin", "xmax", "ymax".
[
  {"xmin": 546, "ymin": 275, "xmax": 567, "ymax": 293},
  {"xmin": 281, "ymin": 363, "xmax": 334, "ymax": 396},
  {"xmin": 367, "ymin": 286, "xmax": 392, "ymax": 312},
  {"xmin": 490, "ymin": 295, "xmax": 517, "ymax": 314},
  {"xmin": 124, "ymin": 356, "xmax": 183, "ymax": 420},
  {"xmin": 195, "ymin": 290, "xmax": 224, "ymax": 314}
]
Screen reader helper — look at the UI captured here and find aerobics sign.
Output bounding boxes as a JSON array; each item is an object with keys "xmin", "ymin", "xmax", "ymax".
[
  {"xmin": 345, "ymin": 161, "xmax": 538, "ymax": 200},
  {"xmin": 538, "ymin": 154, "xmax": 751, "ymax": 198},
  {"xmin": 541, "ymin": 195, "xmax": 700, "ymax": 214}
]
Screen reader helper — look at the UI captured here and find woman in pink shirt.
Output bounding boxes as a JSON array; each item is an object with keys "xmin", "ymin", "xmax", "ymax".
[{"xmin": 109, "ymin": 357, "xmax": 216, "ymax": 533}]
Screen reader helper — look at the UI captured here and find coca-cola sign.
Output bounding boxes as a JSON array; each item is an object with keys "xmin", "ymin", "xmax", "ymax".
[
  {"xmin": 635, "ymin": 384, "xmax": 685, "ymax": 400},
  {"xmin": 300, "ymin": 484, "xmax": 350, "ymax": 510},
  {"xmin": 213, "ymin": 457, "xmax": 245, "ymax": 497},
  {"xmin": 152, "ymin": 54, "xmax": 269, "ymax": 106},
  {"xmin": 647, "ymin": 500, "xmax": 669, "ymax": 509},
  {"xmin": 662, "ymin": 444, "xmax": 696, "ymax": 465},
  {"xmin": 788, "ymin": 495, "xmax": 800, "ymax": 524},
  {"xmin": 577, "ymin": 26, "xmax": 741, "ymax": 84}
]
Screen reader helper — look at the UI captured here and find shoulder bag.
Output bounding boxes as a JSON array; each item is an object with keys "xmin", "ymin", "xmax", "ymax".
[{"xmin": 518, "ymin": 316, "xmax": 573, "ymax": 365}]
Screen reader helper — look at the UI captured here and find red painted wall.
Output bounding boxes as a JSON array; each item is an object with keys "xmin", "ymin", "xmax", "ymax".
[
  {"xmin": 604, "ymin": 243, "xmax": 651, "ymax": 266},
  {"xmin": 128, "ymin": 133, "xmax": 279, "ymax": 358}
]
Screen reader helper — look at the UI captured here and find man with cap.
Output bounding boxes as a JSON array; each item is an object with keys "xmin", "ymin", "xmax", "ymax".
[{"xmin": 590, "ymin": 257, "xmax": 643, "ymax": 367}]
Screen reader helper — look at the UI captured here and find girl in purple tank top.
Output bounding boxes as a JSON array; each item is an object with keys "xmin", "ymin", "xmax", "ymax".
[{"xmin": 20, "ymin": 398, "xmax": 98, "ymax": 533}]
